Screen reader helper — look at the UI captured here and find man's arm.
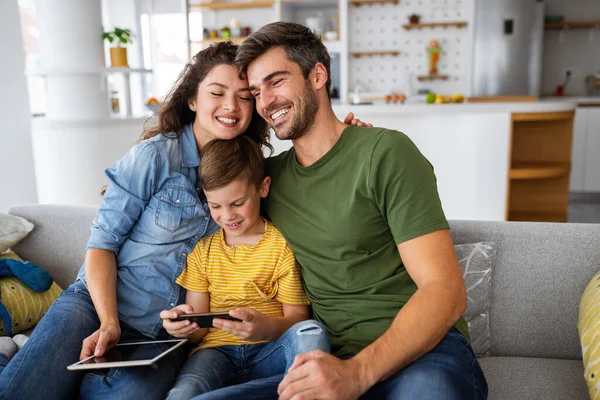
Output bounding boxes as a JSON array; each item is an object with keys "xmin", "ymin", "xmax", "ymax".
[
  {"xmin": 351, "ymin": 229, "xmax": 466, "ymax": 388},
  {"xmin": 278, "ymin": 229, "xmax": 466, "ymax": 400}
]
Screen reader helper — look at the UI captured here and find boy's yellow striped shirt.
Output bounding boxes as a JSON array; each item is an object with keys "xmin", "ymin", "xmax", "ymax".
[{"xmin": 176, "ymin": 220, "xmax": 309, "ymax": 351}]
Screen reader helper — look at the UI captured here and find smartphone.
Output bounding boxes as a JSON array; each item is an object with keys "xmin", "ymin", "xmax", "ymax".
[{"xmin": 170, "ymin": 312, "xmax": 242, "ymax": 328}]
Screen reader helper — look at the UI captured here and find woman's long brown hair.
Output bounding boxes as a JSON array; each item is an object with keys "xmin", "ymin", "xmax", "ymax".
[{"xmin": 101, "ymin": 41, "xmax": 271, "ymax": 196}]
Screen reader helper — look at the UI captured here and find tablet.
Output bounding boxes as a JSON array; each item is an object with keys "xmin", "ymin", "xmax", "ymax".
[
  {"xmin": 171, "ymin": 312, "xmax": 242, "ymax": 328},
  {"xmin": 67, "ymin": 339, "xmax": 187, "ymax": 371}
]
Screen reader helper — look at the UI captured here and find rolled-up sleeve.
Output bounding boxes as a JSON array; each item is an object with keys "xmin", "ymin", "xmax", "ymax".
[{"xmin": 87, "ymin": 141, "xmax": 161, "ymax": 254}]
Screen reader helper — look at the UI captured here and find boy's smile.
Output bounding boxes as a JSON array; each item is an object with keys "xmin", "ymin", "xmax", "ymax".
[{"xmin": 205, "ymin": 176, "xmax": 271, "ymax": 246}]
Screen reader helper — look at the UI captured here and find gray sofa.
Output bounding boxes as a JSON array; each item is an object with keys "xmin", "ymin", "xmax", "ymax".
[{"xmin": 9, "ymin": 204, "xmax": 598, "ymax": 399}]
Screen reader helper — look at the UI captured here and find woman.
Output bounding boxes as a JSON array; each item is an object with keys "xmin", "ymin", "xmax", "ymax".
[{"xmin": 0, "ymin": 42, "xmax": 365, "ymax": 400}]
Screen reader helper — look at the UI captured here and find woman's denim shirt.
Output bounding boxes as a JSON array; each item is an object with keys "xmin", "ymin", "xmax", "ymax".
[{"xmin": 76, "ymin": 124, "xmax": 218, "ymax": 338}]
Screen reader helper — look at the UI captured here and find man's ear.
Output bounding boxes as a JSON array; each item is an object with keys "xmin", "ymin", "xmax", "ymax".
[
  {"xmin": 312, "ymin": 62, "xmax": 328, "ymax": 91},
  {"xmin": 260, "ymin": 176, "xmax": 272, "ymax": 198}
]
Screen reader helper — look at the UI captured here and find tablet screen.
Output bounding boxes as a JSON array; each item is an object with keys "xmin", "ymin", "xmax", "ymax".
[{"xmin": 68, "ymin": 339, "xmax": 187, "ymax": 370}]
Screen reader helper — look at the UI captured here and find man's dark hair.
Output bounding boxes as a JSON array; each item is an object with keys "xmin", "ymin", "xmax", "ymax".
[{"xmin": 236, "ymin": 22, "xmax": 332, "ymax": 100}]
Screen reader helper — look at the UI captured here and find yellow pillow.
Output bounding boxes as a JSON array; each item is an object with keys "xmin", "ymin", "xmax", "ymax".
[
  {"xmin": 579, "ymin": 271, "xmax": 600, "ymax": 399},
  {"xmin": 0, "ymin": 251, "xmax": 63, "ymax": 336}
]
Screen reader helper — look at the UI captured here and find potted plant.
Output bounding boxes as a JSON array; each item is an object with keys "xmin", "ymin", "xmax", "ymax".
[{"xmin": 103, "ymin": 28, "xmax": 134, "ymax": 67}]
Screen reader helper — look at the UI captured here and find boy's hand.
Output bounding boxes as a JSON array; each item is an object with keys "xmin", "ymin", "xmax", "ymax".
[
  {"xmin": 213, "ymin": 308, "xmax": 270, "ymax": 342},
  {"xmin": 160, "ymin": 304, "xmax": 199, "ymax": 338}
]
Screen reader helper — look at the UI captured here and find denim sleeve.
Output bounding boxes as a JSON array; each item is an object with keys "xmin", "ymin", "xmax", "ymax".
[{"xmin": 87, "ymin": 141, "xmax": 161, "ymax": 254}]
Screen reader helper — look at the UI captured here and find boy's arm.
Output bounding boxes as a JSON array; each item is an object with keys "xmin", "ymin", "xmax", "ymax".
[{"xmin": 160, "ymin": 291, "xmax": 210, "ymax": 344}]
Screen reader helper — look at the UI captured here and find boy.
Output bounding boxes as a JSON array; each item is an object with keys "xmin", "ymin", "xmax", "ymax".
[{"xmin": 160, "ymin": 136, "xmax": 329, "ymax": 400}]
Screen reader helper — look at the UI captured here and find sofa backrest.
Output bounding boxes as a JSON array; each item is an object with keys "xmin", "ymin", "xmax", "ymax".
[
  {"xmin": 450, "ymin": 219, "xmax": 600, "ymax": 360},
  {"xmin": 10, "ymin": 204, "xmax": 96, "ymax": 289},
  {"xmin": 9, "ymin": 205, "xmax": 599, "ymax": 360}
]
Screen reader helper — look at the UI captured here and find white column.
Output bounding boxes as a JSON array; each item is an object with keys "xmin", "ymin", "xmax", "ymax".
[
  {"xmin": 36, "ymin": 0, "xmax": 109, "ymax": 120},
  {"xmin": 0, "ymin": 0, "xmax": 38, "ymax": 213}
]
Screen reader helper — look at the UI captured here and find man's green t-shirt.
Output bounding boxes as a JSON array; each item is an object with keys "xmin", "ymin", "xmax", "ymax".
[{"xmin": 264, "ymin": 126, "xmax": 468, "ymax": 356}]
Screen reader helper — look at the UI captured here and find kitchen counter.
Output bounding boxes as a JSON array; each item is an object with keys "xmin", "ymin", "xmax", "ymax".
[
  {"xmin": 332, "ymin": 100, "xmax": 576, "ymax": 115},
  {"xmin": 271, "ymin": 101, "xmax": 576, "ymax": 222},
  {"xmin": 541, "ymin": 96, "xmax": 600, "ymax": 106}
]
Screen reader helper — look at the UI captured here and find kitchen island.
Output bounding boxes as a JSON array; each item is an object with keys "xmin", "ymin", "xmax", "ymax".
[{"xmin": 270, "ymin": 101, "xmax": 576, "ymax": 222}]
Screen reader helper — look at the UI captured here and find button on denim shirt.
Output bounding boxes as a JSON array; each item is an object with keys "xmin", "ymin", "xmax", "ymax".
[{"xmin": 77, "ymin": 124, "xmax": 218, "ymax": 338}]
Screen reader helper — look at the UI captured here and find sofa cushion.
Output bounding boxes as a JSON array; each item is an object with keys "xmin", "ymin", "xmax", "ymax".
[
  {"xmin": 455, "ymin": 242, "xmax": 495, "ymax": 357},
  {"xmin": 0, "ymin": 214, "xmax": 34, "ymax": 254},
  {"xmin": 479, "ymin": 356, "xmax": 588, "ymax": 400},
  {"xmin": 0, "ymin": 252, "xmax": 62, "ymax": 336},
  {"xmin": 578, "ymin": 270, "xmax": 600, "ymax": 398}
]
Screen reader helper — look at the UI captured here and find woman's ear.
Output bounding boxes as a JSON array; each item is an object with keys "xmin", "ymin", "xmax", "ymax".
[
  {"xmin": 260, "ymin": 176, "xmax": 272, "ymax": 198},
  {"xmin": 189, "ymin": 101, "xmax": 197, "ymax": 112}
]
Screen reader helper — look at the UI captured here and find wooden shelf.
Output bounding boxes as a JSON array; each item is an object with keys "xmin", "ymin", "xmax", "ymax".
[
  {"xmin": 351, "ymin": 51, "xmax": 399, "ymax": 58},
  {"xmin": 351, "ymin": 0, "xmax": 399, "ymax": 6},
  {"xmin": 545, "ymin": 20, "xmax": 600, "ymax": 30},
  {"xmin": 402, "ymin": 21, "xmax": 468, "ymax": 30},
  {"xmin": 192, "ymin": 1, "xmax": 274, "ymax": 10},
  {"xmin": 194, "ymin": 36, "xmax": 249, "ymax": 44},
  {"xmin": 508, "ymin": 211, "xmax": 567, "ymax": 223},
  {"xmin": 510, "ymin": 163, "xmax": 570, "ymax": 180},
  {"xmin": 417, "ymin": 74, "xmax": 449, "ymax": 81}
]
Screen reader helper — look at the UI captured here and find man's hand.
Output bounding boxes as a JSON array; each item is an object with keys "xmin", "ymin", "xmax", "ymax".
[
  {"xmin": 212, "ymin": 308, "xmax": 270, "ymax": 342},
  {"xmin": 80, "ymin": 322, "xmax": 121, "ymax": 360},
  {"xmin": 343, "ymin": 112, "xmax": 373, "ymax": 128},
  {"xmin": 160, "ymin": 304, "xmax": 199, "ymax": 338},
  {"xmin": 277, "ymin": 350, "xmax": 370, "ymax": 400}
]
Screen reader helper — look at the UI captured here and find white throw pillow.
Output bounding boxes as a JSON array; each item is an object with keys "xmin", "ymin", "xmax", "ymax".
[{"xmin": 0, "ymin": 214, "xmax": 34, "ymax": 253}]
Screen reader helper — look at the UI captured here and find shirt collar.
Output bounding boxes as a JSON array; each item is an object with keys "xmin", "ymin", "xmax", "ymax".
[{"xmin": 180, "ymin": 123, "xmax": 200, "ymax": 168}]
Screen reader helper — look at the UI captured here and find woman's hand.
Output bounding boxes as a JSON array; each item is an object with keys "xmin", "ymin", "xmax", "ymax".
[
  {"xmin": 212, "ymin": 308, "xmax": 271, "ymax": 342},
  {"xmin": 80, "ymin": 322, "xmax": 121, "ymax": 360},
  {"xmin": 343, "ymin": 112, "xmax": 373, "ymax": 128},
  {"xmin": 160, "ymin": 304, "xmax": 199, "ymax": 338}
]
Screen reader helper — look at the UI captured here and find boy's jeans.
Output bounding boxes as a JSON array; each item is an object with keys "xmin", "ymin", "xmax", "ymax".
[
  {"xmin": 166, "ymin": 320, "xmax": 330, "ymax": 400},
  {"xmin": 189, "ymin": 328, "xmax": 487, "ymax": 400},
  {"xmin": 0, "ymin": 281, "xmax": 187, "ymax": 400}
]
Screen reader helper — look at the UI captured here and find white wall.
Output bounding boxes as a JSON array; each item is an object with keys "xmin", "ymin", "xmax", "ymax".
[
  {"xmin": 0, "ymin": 0, "xmax": 37, "ymax": 213},
  {"xmin": 542, "ymin": 0, "xmax": 600, "ymax": 96}
]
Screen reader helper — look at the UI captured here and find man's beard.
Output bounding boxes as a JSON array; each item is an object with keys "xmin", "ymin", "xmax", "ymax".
[{"xmin": 271, "ymin": 80, "xmax": 319, "ymax": 141}]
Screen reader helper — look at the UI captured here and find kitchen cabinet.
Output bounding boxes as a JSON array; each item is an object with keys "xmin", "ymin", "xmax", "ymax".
[{"xmin": 569, "ymin": 107, "xmax": 600, "ymax": 193}]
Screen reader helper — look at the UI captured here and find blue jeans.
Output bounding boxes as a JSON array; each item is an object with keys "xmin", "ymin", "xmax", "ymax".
[
  {"xmin": 167, "ymin": 320, "xmax": 330, "ymax": 400},
  {"xmin": 0, "ymin": 281, "xmax": 187, "ymax": 400},
  {"xmin": 190, "ymin": 328, "xmax": 487, "ymax": 400}
]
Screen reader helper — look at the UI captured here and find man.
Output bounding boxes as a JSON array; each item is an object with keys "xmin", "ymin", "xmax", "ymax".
[{"xmin": 194, "ymin": 22, "xmax": 487, "ymax": 400}]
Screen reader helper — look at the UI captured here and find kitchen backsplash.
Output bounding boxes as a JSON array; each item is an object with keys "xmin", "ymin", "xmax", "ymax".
[{"xmin": 348, "ymin": 0, "xmax": 475, "ymax": 97}]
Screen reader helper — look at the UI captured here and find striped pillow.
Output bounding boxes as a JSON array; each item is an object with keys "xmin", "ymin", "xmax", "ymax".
[
  {"xmin": 578, "ymin": 270, "xmax": 600, "ymax": 399},
  {"xmin": 0, "ymin": 251, "xmax": 62, "ymax": 336}
]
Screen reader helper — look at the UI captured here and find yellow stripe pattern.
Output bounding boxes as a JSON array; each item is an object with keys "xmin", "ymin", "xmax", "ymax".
[
  {"xmin": 0, "ymin": 251, "xmax": 62, "ymax": 336},
  {"xmin": 579, "ymin": 270, "xmax": 600, "ymax": 399},
  {"xmin": 176, "ymin": 220, "xmax": 309, "ymax": 350}
]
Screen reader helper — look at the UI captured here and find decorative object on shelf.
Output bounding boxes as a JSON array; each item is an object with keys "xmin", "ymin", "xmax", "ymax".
[
  {"xmin": 103, "ymin": 27, "xmax": 134, "ymax": 68},
  {"xmin": 426, "ymin": 39, "xmax": 441, "ymax": 75},
  {"xmin": 110, "ymin": 90, "xmax": 120, "ymax": 114},
  {"xmin": 220, "ymin": 26, "xmax": 231, "ymax": 38},
  {"xmin": 240, "ymin": 26, "xmax": 252, "ymax": 37},
  {"xmin": 417, "ymin": 74, "xmax": 449, "ymax": 81},
  {"xmin": 230, "ymin": 19, "xmax": 241, "ymax": 38},
  {"xmin": 306, "ymin": 13, "xmax": 327, "ymax": 37},
  {"xmin": 351, "ymin": 51, "xmax": 399, "ymax": 58},
  {"xmin": 402, "ymin": 21, "xmax": 468, "ymax": 30},
  {"xmin": 408, "ymin": 14, "xmax": 421, "ymax": 24},
  {"xmin": 350, "ymin": 0, "xmax": 399, "ymax": 6},
  {"xmin": 146, "ymin": 97, "xmax": 161, "ymax": 113}
]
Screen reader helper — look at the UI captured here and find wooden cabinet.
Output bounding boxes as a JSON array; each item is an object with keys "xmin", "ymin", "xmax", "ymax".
[
  {"xmin": 569, "ymin": 107, "xmax": 600, "ymax": 193},
  {"xmin": 507, "ymin": 111, "xmax": 575, "ymax": 222}
]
